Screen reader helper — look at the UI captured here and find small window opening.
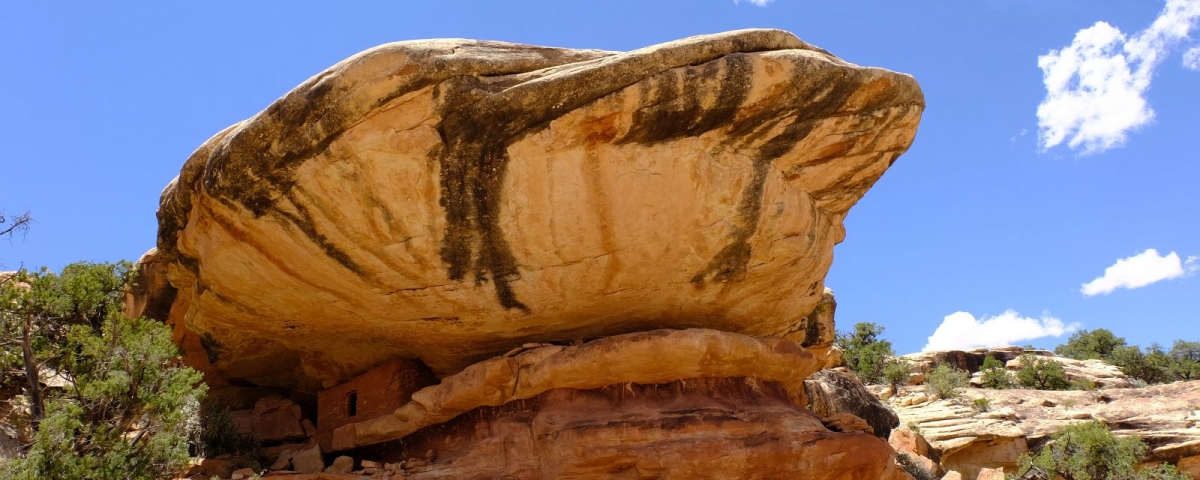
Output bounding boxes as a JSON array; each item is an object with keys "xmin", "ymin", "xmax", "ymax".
[{"xmin": 347, "ymin": 391, "xmax": 358, "ymax": 417}]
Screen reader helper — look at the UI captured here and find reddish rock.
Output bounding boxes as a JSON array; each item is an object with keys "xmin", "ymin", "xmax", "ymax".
[
  {"xmin": 316, "ymin": 359, "xmax": 434, "ymax": 452},
  {"xmin": 890, "ymin": 427, "xmax": 938, "ymax": 463},
  {"xmin": 325, "ymin": 455, "xmax": 354, "ymax": 474},
  {"xmin": 290, "ymin": 443, "xmax": 325, "ymax": 474},
  {"xmin": 823, "ymin": 413, "xmax": 873, "ymax": 434},
  {"xmin": 976, "ymin": 467, "xmax": 1005, "ymax": 480},
  {"xmin": 371, "ymin": 378, "xmax": 909, "ymax": 480},
  {"xmin": 256, "ymin": 409, "xmax": 306, "ymax": 444},
  {"xmin": 198, "ymin": 457, "xmax": 234, "ymax": 479}
]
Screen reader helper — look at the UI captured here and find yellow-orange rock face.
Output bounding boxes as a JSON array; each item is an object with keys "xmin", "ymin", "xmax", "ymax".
[{"xmin": 149, "ymin": 29, "xmax": 923, "ymax": 389}]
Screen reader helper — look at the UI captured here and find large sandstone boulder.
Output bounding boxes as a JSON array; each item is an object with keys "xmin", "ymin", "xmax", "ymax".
[{"xmin": 141, "ymin": 29, "xmax": 923, "ymax": 389}]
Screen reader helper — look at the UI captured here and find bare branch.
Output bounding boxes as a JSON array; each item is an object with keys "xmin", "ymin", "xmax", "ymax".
[{"xmin": 0, "ymin": 210, "xmax": 33, "ymax": 239}]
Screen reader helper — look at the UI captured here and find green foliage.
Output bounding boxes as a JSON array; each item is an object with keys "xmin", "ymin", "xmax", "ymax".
[
  {"xmin": 895, "ymin": 453, "xmax": 938, "ymax": 480},
  {"xmin": 882, "ymin": 357, "xmax": 912, "ymax": 393},
  {"xmin": 925, "ymin": 363, "xmax": 969, "ymax": 400},
  {"xmin": 1055, "ymin": 329, "xmax": 1127, "ymax": 361},
  {"xmin": 1112, "ymin": 341, "xmax": 1200, "ymax": 385},
  {"xmin": 979, "ymin": 356, "xmax": 1012, "ymax": 389},
  {"xmin": 1138, "ymin": 463, "xmax": 1192, "ymax": 480},
  {"xmin": 971, "ymin": 397, "xmax": 991, "ymax": 413},
  {"xmin": 835, "ymin": 322, "xmax": 894, "ymax": 385},
  {"xmin": 0, "ymin": 262, "xmax": 136, "ymax": 379},
  {"xmin": 1111, "ymin": 344, "xmax": 1171, "ymax": 385},
  {"xmin": 191, "ymin": 402, "xmax": 260, "ymax": 469},
  {"xmin": 1016, "ymin": 354, "xmax": 1071, "ymax": 391},
  {"xmin": 1072, "ymin": 378, "xmax": 1097, "ymax": 391},
  {"xmin": 1168, "ymin": 340, "xmax": 1200, "ymax": 381},
  {"xmin": 0, "ymin": 262, "xmax": 205, "ymax": 480},
  {"xmin": 1016, "ymin": 421, "xmax": 1188, "ymax": 480}
]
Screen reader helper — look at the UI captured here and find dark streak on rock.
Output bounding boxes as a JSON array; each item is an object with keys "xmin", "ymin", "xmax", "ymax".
[
  {"xmin": 617, "ymin": 55, "xmax": 753, "ymax": 146},
  {"xmin": 433, "ymin": 39, "xmax": 799, "ymax": 309},
  {"xmin": 275, "ymin": 191, "xmax": 364, "ymax": 275},
  {"xmin": 143, "ymin": 283, "xmax": 178, "ymax": 324},
  {"xmin": 159, "ymin": 31, "xmax": 917, "ymax": 314},
  {"xmin": 691, "ymin": 70, "xmax": 868, "ymax": 285},
  {"xmin": 199, "ymin": 332, "xmax": 223, "ymax": 365}
]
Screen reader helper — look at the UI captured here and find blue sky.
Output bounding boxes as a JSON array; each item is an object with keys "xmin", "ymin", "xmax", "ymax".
[{"xmin": 1, "ymin": 1, "xmax": 1197, "ymax": 355}]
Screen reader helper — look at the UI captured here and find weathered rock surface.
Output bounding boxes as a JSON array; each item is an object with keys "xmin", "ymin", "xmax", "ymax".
[
  {"xmin": 335, "ymin": 328, "xmax": 821, "ymax": 449},
  {"xmin": 890, "ymin": 381, "xmax": 1200, "ymax": 478},
  {"xmin": 142, "ymin": 28, "xmax": 923, "ymax": 389},
  {"xmin": 350, "ymin": 378, "xmax": 910, "ymax": 480},
  {"xmin": 902, "ymin": 347, "xmax": 1132, "ymax": 389},
  {"xmin": 290, "ymin": 443, "xmax": 325, "ymax": 474},
  {"xmin": 785, "ymin": 287, "xmax": 839, "ymax": 366},
  {"xmin": 805, "ymin": 368, "xmax": 899, "ymax": 438},
  {"xmin": 1003, "ymin": 353, "xmax": 1132, "ymax": 389}
]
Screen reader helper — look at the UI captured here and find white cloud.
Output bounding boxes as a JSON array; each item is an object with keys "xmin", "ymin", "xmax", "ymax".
[
  {"xmin": 1185, "ymin": 46, "xmax": 1200, "ymax": 69},
  {"xmin": 923, "ymin": 310, "xmax": 1079, "ymax": 352},
  {"xmin": 1081, "ymin": 248, "xmax": 1198, "ymax": 296},
  {"xmin": 1037, "ymin": 0, "xmax": 1200, "ymax": 154},
  {"xmin": 733, "ymin": 0, "xmax": 775, "ymax": 6}
]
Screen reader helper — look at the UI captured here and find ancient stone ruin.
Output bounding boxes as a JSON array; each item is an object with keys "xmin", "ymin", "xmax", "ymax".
[{"xmin": 129, "ymin": 28, "xmax": 925, "ymax": 478}]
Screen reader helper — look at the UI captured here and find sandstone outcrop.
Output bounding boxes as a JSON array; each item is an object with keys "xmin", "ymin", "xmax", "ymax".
[
  {"xmin": 805, "ymin": 368, "xmax": 899, "ymax": 438},
  {"xmin": 140, "ymin": 28, "xmax": 926, "ymax": 480},
  {"xmin": 901, "ymin": 347, "xmax": 1132, "ymax": 389},
  {"xmin": 889, "ymin": 381, "xmax": 1200, "ymax": 478},
  {"xmin": 140, "ymin": 28, "xmax": 923, "ymax": 390},
  {"xmin": 348, "ymin": 378, "xmax": 910, "ymax": 480},
  {"xmin": 786, "ymin": 287, "xmax": 839, "ymax": 367},
  {"xmin": 334, "ymin": 328, "xmax": 821, "ymax": 449},
  {"xmin": 233, "ymin": 329, "xmax": 911, "ymax": 479}
]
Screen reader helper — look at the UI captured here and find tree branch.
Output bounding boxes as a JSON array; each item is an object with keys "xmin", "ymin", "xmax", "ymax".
[{"xmin": 0, "ymin": 211, "xmax": 33, "ymax": 239}]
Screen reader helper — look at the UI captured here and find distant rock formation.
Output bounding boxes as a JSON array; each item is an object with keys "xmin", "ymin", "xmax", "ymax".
[
  {"xmin": 133, "ymin": 28, "xmax": 925, "ymax": 478},
  {"xmin": 885, "ymin": 349, "xmax": 1200, "ymax": 479},
  {"xmin": 901, "ymin": 346, "xmax": 1133, "ymax": 389}
]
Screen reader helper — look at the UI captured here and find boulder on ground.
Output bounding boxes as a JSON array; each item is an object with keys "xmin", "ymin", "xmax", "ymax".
[{"xmin": 289, "ymin": 443, "xmax": 325, "ymax": 474}]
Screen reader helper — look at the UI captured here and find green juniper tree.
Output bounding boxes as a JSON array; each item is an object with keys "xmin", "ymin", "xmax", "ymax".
[
  {"xmin": 836, "ymin": 322, "xmax": 893, "ymax": 384},
  {"xmin": 1168, "ymin": 340, "xmax": 1200, "ymax": 381},
  {"xmin": 924, "ymin": 363, "xmax": 969, "ymax": 400},
  {"xmin": 882, "ymin": 357, "xmax": 912, "ymax": 395},
  {"xmin": 0, "ymin": 262, "xmax": 205, "ymax": 480},
  {"xmin": 979, "ymin": 355, "xmax": 1012, "ymax": 389},
  {"xmin": 1016, "ymin": 353, "xmax": 1070, "ymax": 390},
  {"xmin": 1055, "ymin": 329, "xmax": 1126, "ymax": 361},
  {"xmin": 1016, "ymin": 421, "xmax": 1188, "ymax": 480}
]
